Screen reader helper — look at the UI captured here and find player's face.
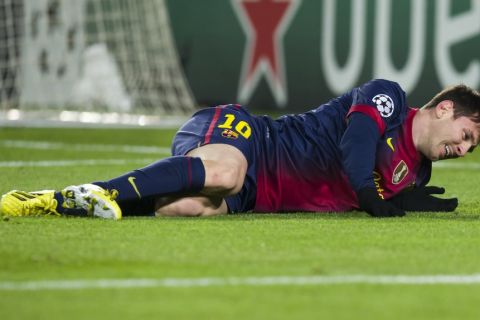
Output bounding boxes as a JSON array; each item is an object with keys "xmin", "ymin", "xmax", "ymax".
[{"xmin": 426, "ymin": 113, "xmax": 479, "ymax": 161}]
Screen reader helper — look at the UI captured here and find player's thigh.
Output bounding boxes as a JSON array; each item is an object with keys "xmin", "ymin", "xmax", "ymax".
[
  {"xmin": 154, "ymin": 195, "xmax": 228, "ymax": 217},
  {"xmin": 172, "ymin": 105, "xmax": 255, "ymax": 195},
  {"xmin": 187, "ymin": 144, "xmax": 248, "ymax": 194}
]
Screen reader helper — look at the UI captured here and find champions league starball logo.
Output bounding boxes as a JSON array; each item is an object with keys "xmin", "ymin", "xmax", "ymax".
[{"xmin": 372, "ymin": 94, "xmax": 395, "ymax": 118}]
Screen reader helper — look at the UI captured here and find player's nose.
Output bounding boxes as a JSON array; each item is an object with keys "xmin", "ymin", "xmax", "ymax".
[{"xmin": 456, "ymin": 142, "xmax": 471, "ymax": 157}]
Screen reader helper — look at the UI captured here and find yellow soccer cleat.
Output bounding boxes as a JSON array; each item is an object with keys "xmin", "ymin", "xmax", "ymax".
[
  {"xmin": 62, "ymin": 184, "xmax": 122, "ymax": 220},
  {"xmin": 0, "ymin": 190, "xmax": 60, "ymax": 217},
  {"xmin": 0, "ymin": 185, "xmax": 122, "ymax": 220}
]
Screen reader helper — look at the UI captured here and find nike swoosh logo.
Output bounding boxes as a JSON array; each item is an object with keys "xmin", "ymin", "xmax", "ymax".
[
  {"xmin": 128, "ymin": 176, "xmax": 142, "ymax": 198},
  {"xmin": 386, "ymin": 137, "xmax": 395, "ymax": 152}
]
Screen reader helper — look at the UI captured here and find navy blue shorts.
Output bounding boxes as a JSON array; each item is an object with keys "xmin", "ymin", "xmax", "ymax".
[{"xmin": 171, "ymin": 104, "xmax": 258, "ymax": 213}]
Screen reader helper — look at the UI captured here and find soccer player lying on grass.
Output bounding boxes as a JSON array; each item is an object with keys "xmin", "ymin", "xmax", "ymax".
[{"xmin": 1, "ymin": 79, "xmax": 480, "ymax": 219}]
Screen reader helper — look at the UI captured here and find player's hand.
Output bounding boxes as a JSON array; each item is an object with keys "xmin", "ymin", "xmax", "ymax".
[
  {"xmin": 356, "ymin": 187, "xmax": 405, "ymax": 218},
  {"xmin": 387, "ymin": 186, "xmax": 458, "ymax": 212}
]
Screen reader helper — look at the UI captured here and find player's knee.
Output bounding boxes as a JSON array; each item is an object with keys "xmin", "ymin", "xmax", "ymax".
[
  {"xmin": 207, "ymin": 164, "xmax": 244, "ymax": 195},
  {"xmin": 189, "ymin": 146, "xmax": 248, "ymax": 196}
]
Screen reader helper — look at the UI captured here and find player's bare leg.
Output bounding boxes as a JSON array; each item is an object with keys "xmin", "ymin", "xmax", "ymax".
[
  {"xmin": 153, "ymin": 144, "xmax": 247, "ymax": 217},
  {"xmin": 186, "ymin": 143, "xmax": 248, "ymax": 196},
  {"xmin": 154, "ymin": 195, "xmax": 227, "ymax": 217}
]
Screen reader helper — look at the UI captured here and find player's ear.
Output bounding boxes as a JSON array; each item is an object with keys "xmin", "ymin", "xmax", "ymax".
[{"xmin": 435, "ymin": 100, "xmax": 454, "ymax": 118}]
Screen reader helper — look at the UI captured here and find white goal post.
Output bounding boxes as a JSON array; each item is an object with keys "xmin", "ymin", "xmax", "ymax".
[{"xmin": 0, "ymin": 0, "xmax": 195, "ymax": 125}]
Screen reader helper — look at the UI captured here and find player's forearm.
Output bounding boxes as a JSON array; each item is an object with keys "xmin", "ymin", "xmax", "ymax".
[{"xmin": 340, "ymin": 113, "xmax": 406, "ymax": 217}]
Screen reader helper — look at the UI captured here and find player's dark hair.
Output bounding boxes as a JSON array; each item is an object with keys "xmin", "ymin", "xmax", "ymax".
[{"xmin": 424, "ymin": 84, "xmax": 480, "ymax": 123}]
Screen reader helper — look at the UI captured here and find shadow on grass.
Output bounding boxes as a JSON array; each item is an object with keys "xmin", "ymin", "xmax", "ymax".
[
  {"xmin": 406, "ymin": 212, "xmax": 480, "ymax": 221},
  {"xmin": 125, "ymin": 211, "xmax": 480, "ymax": 222},
  {"xmin": 2, "ymin": 212, "xmax": 478, "ymax": 225}
]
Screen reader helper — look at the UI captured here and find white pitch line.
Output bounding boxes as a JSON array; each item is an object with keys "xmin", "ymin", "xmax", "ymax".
[
  {"xmin": 0, "ymin": 140, "xmax": 171, "ymax": 154},
  {"xmin": 1, "ymin": 274, "xmax": 480, "ymax": 291},
  {"xmin": 433, "ymin": 162, "xmax": 480, "ymax": 170},
  {"xmin": 0, "ymin": 159, "xmax": 157, "ymax": 168},
  {"xmin": 2, "ymin": 140, "xmax": 480, "ymax": 169},
  {"xmin": 2, "ymin": 160, "xmax": 479, "ymax": 170},
  {"xmin": 3, "ymin": 140, "xmax": 480, "ymax": 169}
]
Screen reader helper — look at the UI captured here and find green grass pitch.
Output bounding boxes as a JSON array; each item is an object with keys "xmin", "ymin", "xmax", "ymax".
[{"xmin": 1, "ymin": 126, "xmax": 480, "ymax": 320}]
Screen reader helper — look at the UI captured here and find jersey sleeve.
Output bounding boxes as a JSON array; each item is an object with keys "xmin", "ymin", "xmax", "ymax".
[
  {"xmin": 340, "ymin": 112, "xmax": 380, "ymax": 191},
  {"xmin": 340, "ymin": 79, "xmax": 407, "ymax": 193},
  {"xmin": 347, "ymin": 79, "xmax": 407, "ymax": 136}
]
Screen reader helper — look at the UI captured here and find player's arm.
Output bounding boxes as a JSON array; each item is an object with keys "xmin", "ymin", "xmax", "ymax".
[{"xmin": 340, "ymin": 112, "xmax": 405, "ymax": 217}]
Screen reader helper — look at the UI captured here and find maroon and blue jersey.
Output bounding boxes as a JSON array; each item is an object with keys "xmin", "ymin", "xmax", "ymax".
[
  {"xmin": 253, "ymin": 79, "xmax": 432, "ymax": 212},
  {"xmin": 172, "ymin": 79, "xmax": 432, "ymax": 213}
]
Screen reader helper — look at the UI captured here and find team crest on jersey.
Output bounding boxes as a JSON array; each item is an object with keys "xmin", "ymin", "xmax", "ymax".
[
  {"xmin": 372, "ymin": 94, "xmax": 395, "ymax": 118},
  {"xmin": 392, "ymin": 160, "xmax": 409, "ymax": 185},
  {"xmin": 221, "ymin": 129, "xmax": 239, "ymax": 139}
]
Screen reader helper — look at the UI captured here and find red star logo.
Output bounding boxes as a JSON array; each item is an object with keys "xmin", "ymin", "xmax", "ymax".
[{"xmin": 232, "ymin": 0, "xmax": 300, "ymax": 107}]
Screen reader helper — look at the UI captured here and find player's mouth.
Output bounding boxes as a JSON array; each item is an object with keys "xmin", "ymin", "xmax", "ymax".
[{"xmin": 444, "ymin": 144, "xmax": 452, "ymax": 158}]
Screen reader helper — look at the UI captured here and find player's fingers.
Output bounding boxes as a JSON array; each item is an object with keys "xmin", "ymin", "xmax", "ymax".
[
  {"xmin": 424, "ymin": 186, "xmax": 445, "ymax": 195},
  {"xmin": 435, "ymin": 198, "xmax": 458, "ymax": 212}
]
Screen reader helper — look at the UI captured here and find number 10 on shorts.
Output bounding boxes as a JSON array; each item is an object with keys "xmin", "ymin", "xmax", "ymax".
[{"xmin": 217, "ymin": 114, "xmax": 252, "ymax": 139}]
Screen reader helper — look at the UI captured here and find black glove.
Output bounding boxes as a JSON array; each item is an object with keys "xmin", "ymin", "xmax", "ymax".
[
  {"xmin": 387, "ymin": 186, "xmax": 458, "ymax": 212},
  {"xmin": 356, "ymin": 187, "xmax": 405, "ymax": 218}
]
